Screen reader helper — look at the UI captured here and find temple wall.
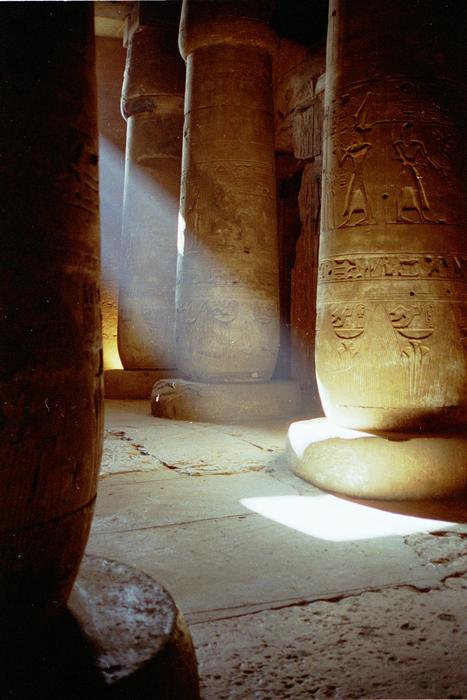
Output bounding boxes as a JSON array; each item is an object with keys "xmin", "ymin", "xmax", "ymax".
[{"xmin": 274, "ymin": 39, "xmax": 326, "ymax": 392}]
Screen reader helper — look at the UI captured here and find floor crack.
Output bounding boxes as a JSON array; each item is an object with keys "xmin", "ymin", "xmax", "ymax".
[
  {"xmin": 92, "ymin": 511, "xmax": 255, "ymax": 535},
  {"xmin": 189, "ymin": 581, "xmax": 442, "ymax": 625}
]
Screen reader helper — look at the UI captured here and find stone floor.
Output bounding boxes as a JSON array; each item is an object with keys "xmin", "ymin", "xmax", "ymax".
[{"xmin": 86, "ymin": 400, "xmax": 467, "ymax": 699}]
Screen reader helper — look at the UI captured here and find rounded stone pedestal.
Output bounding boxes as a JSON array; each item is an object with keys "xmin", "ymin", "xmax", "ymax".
[
  {"xmin": 287, "ymin": 418, "xmax": 467, "ymax": 500},
  {"xmin": 4, "ymin": 556, "xmax": 199, "ymax": 698},
  {"xmin": 104, "ymin": 369, "xmax": 175, "ymax": 399},
  {"xmin": 152, "ymin": 378, "xmax": 302, "ymax": 422},
  {"xmin": 69, "ymin": 555, "xmax": 200, "ymax": 698}
]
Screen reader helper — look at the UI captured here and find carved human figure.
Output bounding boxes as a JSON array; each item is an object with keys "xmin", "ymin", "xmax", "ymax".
[
  {"xmin": 392, "ymin": 122, "xmax": 445, "ymax": 224},
  {"xmin": 337, "ymin": 93, "xmax": 374, "ymax": 227}
]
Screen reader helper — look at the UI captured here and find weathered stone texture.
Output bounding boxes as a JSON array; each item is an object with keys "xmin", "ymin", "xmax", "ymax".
[
  {"xmin": 176, "ymin": 0, "xmax": 280, "ymax": 382},
  {"xmin": 317, "ymin": 0, "xmax": 467, "ymax": 432},
  {"xmin": 151, "ymin": 378, "xmax": 302, "ymax": 423}
]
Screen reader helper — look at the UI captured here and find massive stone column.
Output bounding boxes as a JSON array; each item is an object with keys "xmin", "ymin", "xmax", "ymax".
[
  {"xmin": 0, "ymin": 4, "xmax": 102, "ymax": 616},
  {"xmin": 288, "ymin": 0, "xmax": 467, "ymax": 498},
  {"xmin": 107, "ymin": 2, "xmax": 185, "ymax": 398},
  {"xmin": 152, "ymin": 0, "xmax": 301, "ymax": 422},
  {"xmin": 0, "ymin": 9, "xmax": 200, "ymax": 695}
]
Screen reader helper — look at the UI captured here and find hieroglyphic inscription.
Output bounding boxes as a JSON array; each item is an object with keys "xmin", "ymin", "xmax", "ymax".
[
  {"xmin": 452, "ymin": 304, "xmax": 467, "ymax": 351},
  {"xmin": 210, "ymin": 161, "xmax": 274, "ymax": 199},
  {"xmin": 389, "ymin": 303, "xmax": 433, "ymax": 399},
  {"xmin": 293, "ymin": 105, "xmax": 314, "ymax": 160},
  {"xmin": 323, "ymin": 76, "xmax": 461, "ymax": 231},
  {"xmin": 181, "ymin": 160, "xmax": 274, "ymax": 252},
  {"xmin": 253, "ymin": 300, "xmax": 277, "ymax": 325},
  {"xmin": 178, "ymin": 299, "xmax": 240, "ymax": 360},
  {"xmin": 319, "ymin": 254, "xmax": 467, "ymax": 282},
  {"xmin": 330, "ymin": 302, "xmax": 366, "ymax": 358}
]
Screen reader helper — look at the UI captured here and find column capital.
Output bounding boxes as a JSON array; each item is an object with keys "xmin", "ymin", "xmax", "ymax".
[
  {"xmin": 121, "ymin": 2, "xmax": 185, "ymax": 120},
  {"xmin": 179, "ymin": 0, "xmax": 277, "ymax": 60}
]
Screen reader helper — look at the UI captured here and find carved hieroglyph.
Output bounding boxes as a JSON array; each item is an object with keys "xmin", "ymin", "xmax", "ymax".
[
  {"xmin": 118, "ymin": 6, "xmax": 185, "ymax": 369},
  {"xmin": 316, "ymin": 0, "xmax": 467, "ymax": 431},
  {"xmin": 176, "ymin": 1, "xmax": 280, "ymax": 382}
]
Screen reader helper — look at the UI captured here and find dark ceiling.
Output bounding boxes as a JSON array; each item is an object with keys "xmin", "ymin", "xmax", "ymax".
[{"xmin": 271, "ymin": 0, "xmax": 328, "ymax": 47}]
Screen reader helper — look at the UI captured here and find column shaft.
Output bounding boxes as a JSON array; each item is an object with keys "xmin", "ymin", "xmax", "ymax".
[
  {"xmin": 0, "ymin": 4, "xmax": 102, "ymax": 613},
  {"xmin": 176, "ymin": 1, "xmax": 280, "ymax": 382},
  {"xmin": 118, "ymin": 4, "xmax": 185, "ymax": 369},
  {"xmin": 288, "ymin": 0, "xmax": 467, "ymax": 499},
  {"xmin": 317, "ymin": 0, "xmax": 467, "ymax": 432}
]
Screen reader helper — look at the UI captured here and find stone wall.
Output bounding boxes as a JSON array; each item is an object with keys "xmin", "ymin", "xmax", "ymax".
[{"xmin": 274, "ymin": 39, "xmax": 326, "ymax": 392}]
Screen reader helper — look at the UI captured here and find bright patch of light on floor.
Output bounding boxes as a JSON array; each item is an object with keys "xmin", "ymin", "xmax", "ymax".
[{"xmin": 240, "ymin": 494, "xmax": 454, "ymax": 542}]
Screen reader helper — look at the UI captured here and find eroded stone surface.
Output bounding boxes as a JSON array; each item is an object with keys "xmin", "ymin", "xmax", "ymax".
[
  {"xmin": 90, "ymin": 401, "xmax": 467, "ymax": 699},
  {"xmin": 101, "ymin": 414, "xmax": 288, "ymax": 477},
  {"xmin": 69, "ymin": 555, "xmax": 200, "ymax": 697},
  {"xmin": 151, "ymin": 378, "xmax": 302, "ymax": 423},
  {"xmin": 404, "ymin": 529, "xmax": 467, "ymax": 579},
  {"xmin": 192, "ymin": 577, "xmax": 467, "ymax": 699}
]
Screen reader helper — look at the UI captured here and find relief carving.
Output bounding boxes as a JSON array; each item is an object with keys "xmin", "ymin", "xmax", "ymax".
[
  {"xmin": 196, "ymin": 300, "xmax": 239, "ymax": 359},
  {"xmin": 330, "ymin": 303, "xmax": 366, "ymax": 358},
  {"xmin": 389, "ymin": 303, "xmax": 434, "ymax": 399},
  {"xmin": 336, "ymin": 92, "xmax": 375, "ymax": 228},
  {"xmin": 182, "ymin": 184, "xmax": 202, "ymax": 252},
  {"xmin": 178, "ymin": 300, "xmax": 199, "ymax": 325},
  {"xmin": 292, "ymin": 105, "xmax": 314, "ymax": 160},
  {"xmin": 324, "ymin": 77, "xmax": 462, "ymax": 232},
  {"xmin": 253, "ymin": 301, "xmax": 276, "ymax": 325},
  {"xmin": 392, "ymin": 122, "xmax": 446, "ymax": 224},
  {"xmin": 319, "ymin": 253, "xmax": 467, "ymax": 282}
]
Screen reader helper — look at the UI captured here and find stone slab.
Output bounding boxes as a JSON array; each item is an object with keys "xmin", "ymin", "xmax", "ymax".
[
  {"xmin": 288, "ymin": 417, "xmax": 467, "ymax": 500},
  {"xmin": 90, "ymin": 402, "xmax": 467, "ymax": 699},
  {"xmin": 191, "ymin": 572, "xmax": 467, "ymax": 700},
  {"xmin": 102, "ymin": 400, "xmax": 292, "ymax": 476},
  {"xmin": 86, "ymin": 511, "xmax": 442, "ymax": 622},
  {"xmin": 151, "ymin": 378, "xmax": 302, "ymax": 422},
  {"xmin": 104, "ymin": 369, "xmax": 175, "ymax": 399},
  {"xmin": 92, "ymin": 471, "xmax": 301, "ymax": 535}
]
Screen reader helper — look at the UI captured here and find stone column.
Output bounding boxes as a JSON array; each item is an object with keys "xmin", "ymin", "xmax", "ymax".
[
  {"xmin": 108, "ymin": 2, "xmax": 185, "ymax": 398},
  {"xmin": 152, "ymin": 0, "xmax": 301, "ymax": 422},
  {"xmin": 288, "ymin": 0, "xmax": 467, "ymax": 498},
  {"xmin": 0, "ymin": 4, "xmax": 102, "ymax": 615}
]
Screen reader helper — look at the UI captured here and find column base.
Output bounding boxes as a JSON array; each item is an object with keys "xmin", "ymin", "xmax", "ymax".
[
  {"xmin": 287, "ymin": 418, "xmax": 467, "ymax": 500},
  {"xmin": 69, "ymin": 555, "xmax": 200, "ymax": 698},
  {"xmin": 104, "ymin": 369, "xmax": 175, "ymax": 399},
  {"xmin": 4, "ymin": 556, "xmax": 199, "ymax": 699},
  {"xmin": 151, "ymin": 378, "xmax": 302, "ymax": 422}
]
